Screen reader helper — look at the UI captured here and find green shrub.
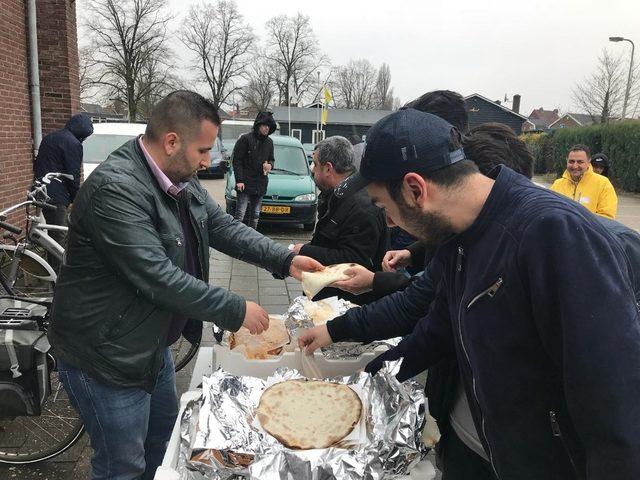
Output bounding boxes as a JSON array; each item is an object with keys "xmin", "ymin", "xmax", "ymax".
[
  {"xmin": 521, "ymin": 132, "xmax": 555, "ymax": 174},
  {"xmin": 601, "ymin": 121, "xmax": 640, "ymax": 192}
]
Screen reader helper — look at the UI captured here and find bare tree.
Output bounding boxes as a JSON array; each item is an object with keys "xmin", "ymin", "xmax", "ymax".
[
  {"xmin": 180, "ymin": 0, "xmax": 254, "ymax": 109},
  {"xmin": 264, "ymin": 13, "xmax": 328, "ymax": 106},
  {"xmin": 332, "ymin": 59, "xmax": 378, "ymax": 109},
  {"xmin": 240, "ymin": 56, "xmax": 277, "ymax": 114},
  {"xmin": 135, "ymin": 56, "xmax": 183, "ymax": 119},
  {"xmin": 572, "ymin": 49, "xmax": 629, "ymax": 123},
  {"xmin": 375, "ymin": 63, "xmax": 395, "ymax": 109},
  {"xmin": 83, "ymin": 0, "xmax": 173, "ymax": 121},
  {"xmin": 78, "ymin": 47, "xmax": 97, "ymax": 102}
]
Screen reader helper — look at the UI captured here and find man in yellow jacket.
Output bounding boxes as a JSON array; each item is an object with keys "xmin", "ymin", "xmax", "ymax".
[{"xmin": 551, "ymin": 144, "xmax": 618, "ymax": 219}]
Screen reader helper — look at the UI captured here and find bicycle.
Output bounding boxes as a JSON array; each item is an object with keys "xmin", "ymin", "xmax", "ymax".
[
  {"xmin": 0, "ymin": 293, "xmax": 85, "ymax": 464},
  {"xmin": 0, "ymin": 173, "xmax": 69, "ymax": 297}
]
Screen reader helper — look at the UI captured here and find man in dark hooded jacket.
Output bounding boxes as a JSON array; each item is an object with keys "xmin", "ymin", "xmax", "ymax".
[
  {"xmin": 33, "ymin": 114, "xmax": 94, "ymax": 255},
  {"xmin": 232, "ymin": 111, "xmax": 277, "ymax": 229}
]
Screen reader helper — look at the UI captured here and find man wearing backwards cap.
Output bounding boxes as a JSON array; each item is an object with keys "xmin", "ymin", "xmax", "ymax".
[{"xmin": 301, "ymin": 108, "xmax": 640, "ymax": 479}]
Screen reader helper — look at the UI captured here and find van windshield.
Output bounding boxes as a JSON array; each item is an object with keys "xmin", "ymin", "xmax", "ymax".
[
  {"xmin": 272, "ymin": 145, "xmax": 309, "ymax": 176},
  {"xmin": 83, "ymin": 134, "xmax": 136, "ymax": 164}
]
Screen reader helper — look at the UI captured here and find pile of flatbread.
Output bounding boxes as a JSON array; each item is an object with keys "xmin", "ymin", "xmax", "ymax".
[
  {"xmin": 302, "ymin": 300, "xmax": 338, "ymax": 325},
  {"xmin": 301, "ymin": 263, "xmax": 358, "ymax": 298},
  {"xmin": 256, "ymin": 379, "xmax": 362, "ymax": 450},
  {"xmin": 190, "ymin": 449, "xmax": 254, "ymax": 469},
  {"xmin": 230, "ymin": 316, "xmax": 290, "ymax": 359}
]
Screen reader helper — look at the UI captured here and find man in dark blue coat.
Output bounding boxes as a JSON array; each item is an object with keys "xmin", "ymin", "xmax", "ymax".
[
  {"xmin": 33, "ymin": 113, "xmax": 94, "ymax": 255},
  {"xmin": 300, "ymin": 109, "xmax": 640, "ymax": 479}
]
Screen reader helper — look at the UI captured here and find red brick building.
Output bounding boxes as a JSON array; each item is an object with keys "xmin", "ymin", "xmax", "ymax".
[{"xmin": 0, "ymin": 0, "xmax": 80, "ymax": 224}]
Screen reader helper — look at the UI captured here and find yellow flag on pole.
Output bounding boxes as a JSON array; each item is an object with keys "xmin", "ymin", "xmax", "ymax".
[
  {"xmin": 323, "ymin": 86, "xmax": 332, "ymax": 105},
  {"xmin": 322, "ymin": 86, "xmax": 331, "ymax": 125}
]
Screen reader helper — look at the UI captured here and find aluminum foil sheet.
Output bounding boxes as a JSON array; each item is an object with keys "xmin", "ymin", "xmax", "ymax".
[
  {"xmin": 178, "ymin": 360, "xmax": 427, "ymax": 479},
  {"xmin": 285, "ymin": 296, "xmax": 400, "ymax": 359}
]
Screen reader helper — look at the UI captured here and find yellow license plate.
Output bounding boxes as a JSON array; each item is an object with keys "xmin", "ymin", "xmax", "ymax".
[{"xmin": 262, "ymin": 205, "xmax": 291, "ymax": 214}]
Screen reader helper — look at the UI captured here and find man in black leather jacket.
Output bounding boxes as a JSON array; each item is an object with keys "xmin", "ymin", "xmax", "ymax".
[
  {"xmin": 291, "ymin": 136, "xmax": 388, "ymax": 304},
  {"xmin": 50, "ymin": 91, "xmax": 321, "ymax": 480}
]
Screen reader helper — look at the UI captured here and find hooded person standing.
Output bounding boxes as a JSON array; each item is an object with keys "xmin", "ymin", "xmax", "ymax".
[
  {"xmin": 33, "ymin": 113, "xmax": 94, "ymax": 264},
  {"xmin": 232, "ymin": 111, "xmax": 277, "ymax": 229}
]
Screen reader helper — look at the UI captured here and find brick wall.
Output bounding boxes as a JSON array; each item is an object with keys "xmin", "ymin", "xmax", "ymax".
[
  {"xmin": 37, "ymin": 0, "xmax": 80, "ymax": 134},
  {"xmin": 0, "ymin": 0, "xmax": 33, "ymax": 226},
  {"xmin": 0, "ymin": 0, "xmax": 79, "ymax": 228}
]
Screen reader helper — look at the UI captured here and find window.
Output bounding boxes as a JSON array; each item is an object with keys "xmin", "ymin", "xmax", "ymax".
[
  {"xmin": 271, "ymin": 146, "xmax": 309, "ymax": 175},
  {"xmin": 83, "ymin": 134, "xmax": 137, "ymax": 164},
  {"xmin": 291, "ymin": 129, "xmax": 302, "ymax": 140},
  {"xmin": 312, "ymin": 130, "xmax": 325, "ymax": 144}
]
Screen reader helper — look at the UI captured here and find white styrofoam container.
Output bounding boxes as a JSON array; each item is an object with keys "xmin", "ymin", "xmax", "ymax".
[
  {"xmin": 156, "ymin": 347, "xmax": 436, "ymax": 479},
  {"xmin": 213, "ymin": 343, "xmax": 384, "ymax": 379},
  {"xmin": 155, "ymin": 390, "xmax": 200, "ymax": 480}
]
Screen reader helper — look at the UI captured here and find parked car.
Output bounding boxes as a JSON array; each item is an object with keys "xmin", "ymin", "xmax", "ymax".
[
  {"xmin": 82, "ymin": 122, "xmax": 146, "ymax": 178},
  {"xmin": 225, "ymin": 135, "xmax": 317, "ymax": 230},
  {"xmin": 197, "ymin": 137, "xmax": 227, "ymax": 179}
]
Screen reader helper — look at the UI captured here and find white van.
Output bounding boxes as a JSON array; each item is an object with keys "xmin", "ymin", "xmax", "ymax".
[
  {"xmin": 82, "ymin": 122, "xmax": 146, "ymax": 178},
  {"xmin": 220, "ymin": 119, "xmax": 280, "ymax": 142}
]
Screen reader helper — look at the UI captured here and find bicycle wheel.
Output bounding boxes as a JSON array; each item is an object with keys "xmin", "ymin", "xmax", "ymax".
[
  {"xmin": 0, "ymin": 356, "xmax": 85, "ymax": 464},
  {"xmin": 0, "ymin": 245, "xmax": 55, "ymax": 298},
  {"xmin": 171, "ymin": 337, "xmax": 200, "ymax": 372}
]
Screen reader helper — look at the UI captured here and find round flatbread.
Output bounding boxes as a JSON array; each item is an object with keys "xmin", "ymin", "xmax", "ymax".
[
  {"xmin": 301, "ymin": 263, "xmax": 358, "ymax": 298},
  {"xmin": 257, "ymin": 380, "xmax": 362, "ymax": 450}
]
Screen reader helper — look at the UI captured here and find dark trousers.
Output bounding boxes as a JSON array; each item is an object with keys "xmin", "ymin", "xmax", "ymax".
[
  {"xmin": 42, "ymin": 204, "xmax": 67, "ymax": 271},
  {"xmin": 234, "ymin": 192, "xmax": 262, "ymax": 229},
  {"xmin": 440, "ymin": 428, "xmax": 496, "ymax": 480}
]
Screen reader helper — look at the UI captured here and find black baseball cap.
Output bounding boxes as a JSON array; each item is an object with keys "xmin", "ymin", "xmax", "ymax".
[
  {"xmin": 334, "ymin": 108, "xmax": 466, "ymax": 198},
  {"xmin": 591, "ymin": 153, "xmax": 609, "ymax": 166}
]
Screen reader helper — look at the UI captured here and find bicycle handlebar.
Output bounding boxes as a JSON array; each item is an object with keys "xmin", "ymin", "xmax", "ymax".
[
  {"xmin": 33, "ymin": 201, "xmax": 56, "ymax": 210},
  {"xmin": 41, "ymin": 172, "xmax": 74, "ymax": 184},
  {"xmin": 0, "ymin": 220, "xmax": 22, "ymax": 235}
]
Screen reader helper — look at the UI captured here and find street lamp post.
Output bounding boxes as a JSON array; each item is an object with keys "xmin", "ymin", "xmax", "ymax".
[{"xmin": 609, "ymin": 36, "xmax": 635, "ymax": 119}]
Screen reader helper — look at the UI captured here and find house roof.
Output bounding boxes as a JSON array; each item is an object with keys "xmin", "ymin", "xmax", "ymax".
[
  {"xmin": 81, "ymin": 102, "xmax": 121, "ymax": 115},
  {"xmin": 549, "ymin": 113, "xmax": 601, "ymax": 128},
  {"xmin": 464, "ymin": 93, "xmax": 528, "ymax": 120},
  {"xmin": 528, "ymin": 108, "xmax": 560, "ymax": 127},
  {"xmin": 269, "ymin": 106, "xmax": 392, "ymax": 126}
]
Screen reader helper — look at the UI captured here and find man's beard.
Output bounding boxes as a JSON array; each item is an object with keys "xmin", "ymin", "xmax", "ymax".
[
  {"xmin": 170, "ymin": 149, "xmax": 195, "ymax": 184},
  {"xmin": 313, "ymin": 176, "xmax": 330, "ymax": 192},
  {"xmin": 398, "ymin": 201, "xmax": 454, "ymax": 255}
]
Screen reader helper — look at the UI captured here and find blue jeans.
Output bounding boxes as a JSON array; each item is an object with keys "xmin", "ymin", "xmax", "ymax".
[
  {"xmin": 234, "ymin": 191, "xmax": 262, "ymax": 229},
  {"xmin": 58, "ymin": 348, "xmax": 178, "ymax": 480}
]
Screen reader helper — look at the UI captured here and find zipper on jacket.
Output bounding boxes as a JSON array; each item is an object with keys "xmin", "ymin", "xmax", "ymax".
[
  {"xmin": 455, "ymin": 246, "xmax": 500, "ymax": 479},
  {"xmin": 467, "ymin": 278, "xmax": 503, "ymax": 310},
  {"xmin": 549, "ymin": 411, "xmax": 583, "ymax": 480},
  {"xmin": 186, "ymin": 191, "xmax": 205, "ymax": 277}
]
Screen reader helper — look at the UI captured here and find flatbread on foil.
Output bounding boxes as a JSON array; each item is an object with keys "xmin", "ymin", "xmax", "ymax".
[
  {"xmin": 257, "ymin": 379, "xmax": 362, "ymax": 450},
  {"xmin": 230, "ymin": 316, "xmax": 290, "ymax": 359},
  {"xmin": 301, "ymin": 263, "xmax": 358, "ymax": 298},
  {"xmin": 302, "ymin": 300, "xmax": 338, "ymax": 325}
]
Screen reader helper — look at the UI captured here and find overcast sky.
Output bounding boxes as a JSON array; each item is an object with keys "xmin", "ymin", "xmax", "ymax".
[{"xmin": 79, "ymin": 0, "xmax": 640, "ymax": 116}]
